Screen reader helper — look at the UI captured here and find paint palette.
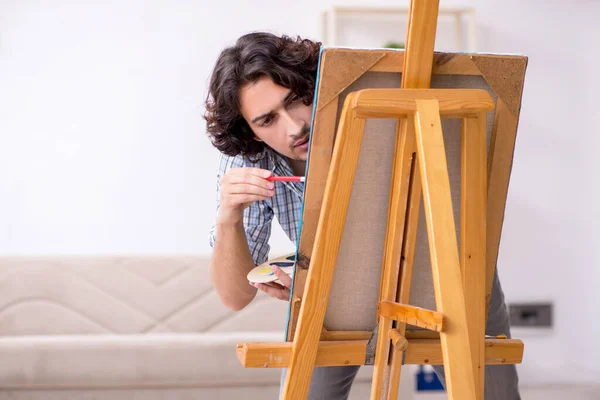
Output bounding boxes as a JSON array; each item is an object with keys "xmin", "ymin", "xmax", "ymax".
[{"xmin": 247, "ymin": 253, "xmax": 296, "ymax": 284}]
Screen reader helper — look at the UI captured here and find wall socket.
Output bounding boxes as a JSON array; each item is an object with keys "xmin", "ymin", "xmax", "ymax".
[{"xmin": 508, "ymin": 302, "xmax": 553, "ymax": 327}]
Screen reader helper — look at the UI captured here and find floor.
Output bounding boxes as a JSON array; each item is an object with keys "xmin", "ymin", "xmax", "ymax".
[
  {"xmin": 348, "ymin": 383, "xmax": 600, "ymax": 400},
  {"xmin": 412, "ymin": 385, "xmax": 600, "ymax": 400}
]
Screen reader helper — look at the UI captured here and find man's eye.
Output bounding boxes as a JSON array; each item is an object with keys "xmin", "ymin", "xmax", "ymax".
[
  {"xmin": 286, "ymin": 95, "xmax": 301, "ymax": 106},
  {"xmin": 260, "ymin": 116, "xmax": 273, "ymax": 127}
]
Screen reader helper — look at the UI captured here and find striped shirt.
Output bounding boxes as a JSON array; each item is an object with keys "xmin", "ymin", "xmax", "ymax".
[{"xmin": 208, "ymin": 148, "xmax": 304, "ymax": 265}]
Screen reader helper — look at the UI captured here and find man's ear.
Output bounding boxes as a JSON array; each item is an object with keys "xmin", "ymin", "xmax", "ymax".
[{"xmin": 253, "ymin": 134, "xmax": 264, "ymax": 143}]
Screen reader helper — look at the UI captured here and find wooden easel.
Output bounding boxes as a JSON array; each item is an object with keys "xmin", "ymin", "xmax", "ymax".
[{"xmin": 236, "ymin": 1, "xmax": 525, "ymax": 399}]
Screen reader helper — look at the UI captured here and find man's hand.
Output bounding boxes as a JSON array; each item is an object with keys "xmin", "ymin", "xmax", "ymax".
[
  {"xmin": 217, "ymin": 167, "xmax": 274, "ymax": 225},
  {"xmin": 250, "ymin": 264, "xmax": 292, "ymax": 301}
]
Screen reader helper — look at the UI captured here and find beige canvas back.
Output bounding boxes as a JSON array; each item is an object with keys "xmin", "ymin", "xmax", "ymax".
[{"xmin": 322, "ymin": 72, "xmax": 496, "ymax": 331}]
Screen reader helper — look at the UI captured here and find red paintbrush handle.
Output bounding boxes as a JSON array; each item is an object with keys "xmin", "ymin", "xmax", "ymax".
[{"xmin": 267, "ymin": 176, "xmax": 305, "ymax": 182}]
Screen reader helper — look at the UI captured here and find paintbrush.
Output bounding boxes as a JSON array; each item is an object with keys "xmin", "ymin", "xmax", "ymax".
[{"xmin": 267, "ymin": 175, "xmax": 306, "ymax": 182}]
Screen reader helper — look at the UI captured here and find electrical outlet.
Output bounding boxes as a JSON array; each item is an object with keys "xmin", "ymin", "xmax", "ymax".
[{"xmin": 509, "ymin": 302, "xmax": 553, "ymax": 327}]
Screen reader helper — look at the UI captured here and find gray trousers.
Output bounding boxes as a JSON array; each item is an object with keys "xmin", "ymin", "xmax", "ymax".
[{"xmin": 279, "ymin": 270, "xmax": 520, "ymax": 399}]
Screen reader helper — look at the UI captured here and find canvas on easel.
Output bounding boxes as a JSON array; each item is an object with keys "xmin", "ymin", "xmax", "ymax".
[{"xmin": 285, "ymin": 48, "xmax": 528, "ymax": 342}]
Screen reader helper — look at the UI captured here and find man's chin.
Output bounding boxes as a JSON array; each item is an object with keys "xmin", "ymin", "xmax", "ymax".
[
  {"xmin": 280, "ymin": 146, "xmax": 307, "ymax": 161},
  {"xmin": 293, "ymin": 149, "xmax": 309, "ymax": 162}
]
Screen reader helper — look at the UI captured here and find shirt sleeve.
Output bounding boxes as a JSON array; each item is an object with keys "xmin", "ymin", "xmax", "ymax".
[{"xmin": 208, "ymin": 152, "xmax": 274, "ymax": 265}]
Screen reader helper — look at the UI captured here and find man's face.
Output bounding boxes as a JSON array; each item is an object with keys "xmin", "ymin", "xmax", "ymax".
[{"xmin": 239, "ymin": 76, "xmax": 312, "ymax": 161}]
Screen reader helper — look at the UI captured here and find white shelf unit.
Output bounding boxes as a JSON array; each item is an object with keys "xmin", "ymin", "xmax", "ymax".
[{"xmin": 321, "ymin": 6, "xmax": 477, "ymax": 52}]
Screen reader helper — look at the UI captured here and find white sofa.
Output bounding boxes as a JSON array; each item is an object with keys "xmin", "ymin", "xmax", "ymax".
[{"xmin": 0, "ymin": 256, "xmax": 415, "ymax": 399}]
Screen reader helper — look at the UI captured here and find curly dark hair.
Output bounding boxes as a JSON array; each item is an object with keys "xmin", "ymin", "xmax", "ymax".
[{"xmin": 204, "ymin": 32, "xmax": 321, "ymax": 158}]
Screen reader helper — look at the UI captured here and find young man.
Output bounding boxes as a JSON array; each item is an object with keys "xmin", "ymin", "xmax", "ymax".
[{"xmin": 205, "ymin": 32, "xmax": 521, "ymax": 399}]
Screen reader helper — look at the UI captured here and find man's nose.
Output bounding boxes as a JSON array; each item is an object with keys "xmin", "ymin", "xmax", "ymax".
[{"xmin": 281, "ymin": 111, "xmax": 303, "ymax": 136}]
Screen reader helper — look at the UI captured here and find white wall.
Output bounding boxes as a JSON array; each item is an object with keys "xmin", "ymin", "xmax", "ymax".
[
  {"xmin": 1, "ymin": 0, "xmax": 598, "ymax": 387},
  {"xmin": 469, "ymin": 0, "xmax": 600, "ymax": 386}
]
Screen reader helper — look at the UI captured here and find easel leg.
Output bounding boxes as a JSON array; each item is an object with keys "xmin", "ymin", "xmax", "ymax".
[
  {"xmin": 387, "ymin": 144, "xmax": 422, "ymax": 400},
  {"xmin": 461, "ymin": 113, "xmax": 488, "ymax": 399},
  {"xmin": 383, "ymin": 118, "xmax": 422, "ymax": 400},
  {"xmin": 413, "ymin": 99, "xmax": 477, "ymax": 399},
  {"xmin": 485, "ymin": 99, "xmax": 517, "ymax": 321},
  {"xmin": 371, "ymin": 117, "xmax": 417, "ymax": 399},
  {"xmin": 281, "ymin": 97, "xmax": 366, "ymax": 400},
  {"xmin": 373, "ymin": 0, "xmax": 440, "ymax": 395}
]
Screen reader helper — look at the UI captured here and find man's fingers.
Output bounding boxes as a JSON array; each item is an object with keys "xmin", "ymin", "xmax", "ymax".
[
  {"xmin": 223, "ymin": 193, "xmax": 273, "ymax": 207},
  {"xmin": 225, "ymin": 174, "xmax": 274, "ymax": 190},
  {"xmin": 221, "ymin": 171, "xmax": 275, "ymax": 198},
  {"xmin": 251, "ymin": 282, "xmax": 290, "ymax": 301},
  {"xmin": 263, "ymin": 282, "xmax": 286, "ymax": 290},
  {"xmin": 241, "ymin": 167, "xmax": 272, "ymax": 178},
  {"xmin": 225, "ymin": 167, "xmax": 272, "ymax": 181},
  {"xmin": 270, "ymin": 265, "xmax": 292, "ymax": 288},
  {"xmin": 227, "ymin": 182, "xmax": 274, "ymax": 197}
]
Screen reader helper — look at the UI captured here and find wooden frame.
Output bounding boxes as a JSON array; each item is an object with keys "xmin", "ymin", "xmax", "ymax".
[
  {"xmin": 282, "ymin": 59, "xmax": 528, "ymax": 337},
  {"xmin": 286, "ymin": 53, "xmax": 527, "ymax": 345}
]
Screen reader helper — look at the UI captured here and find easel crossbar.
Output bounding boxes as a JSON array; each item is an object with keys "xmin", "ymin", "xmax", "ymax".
[
  {"xmin": 237, "ymin": 338, "xmax": 524, "ymax": 368},
  {"xmin": 352, "ymin": 88, "xmax": 495, "ymax": 118}
]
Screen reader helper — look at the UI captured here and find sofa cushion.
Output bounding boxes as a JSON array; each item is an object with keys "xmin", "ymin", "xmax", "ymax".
[{"xmin": 0, "ymin": 332, "xmax": 284, "ymax": 388}]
